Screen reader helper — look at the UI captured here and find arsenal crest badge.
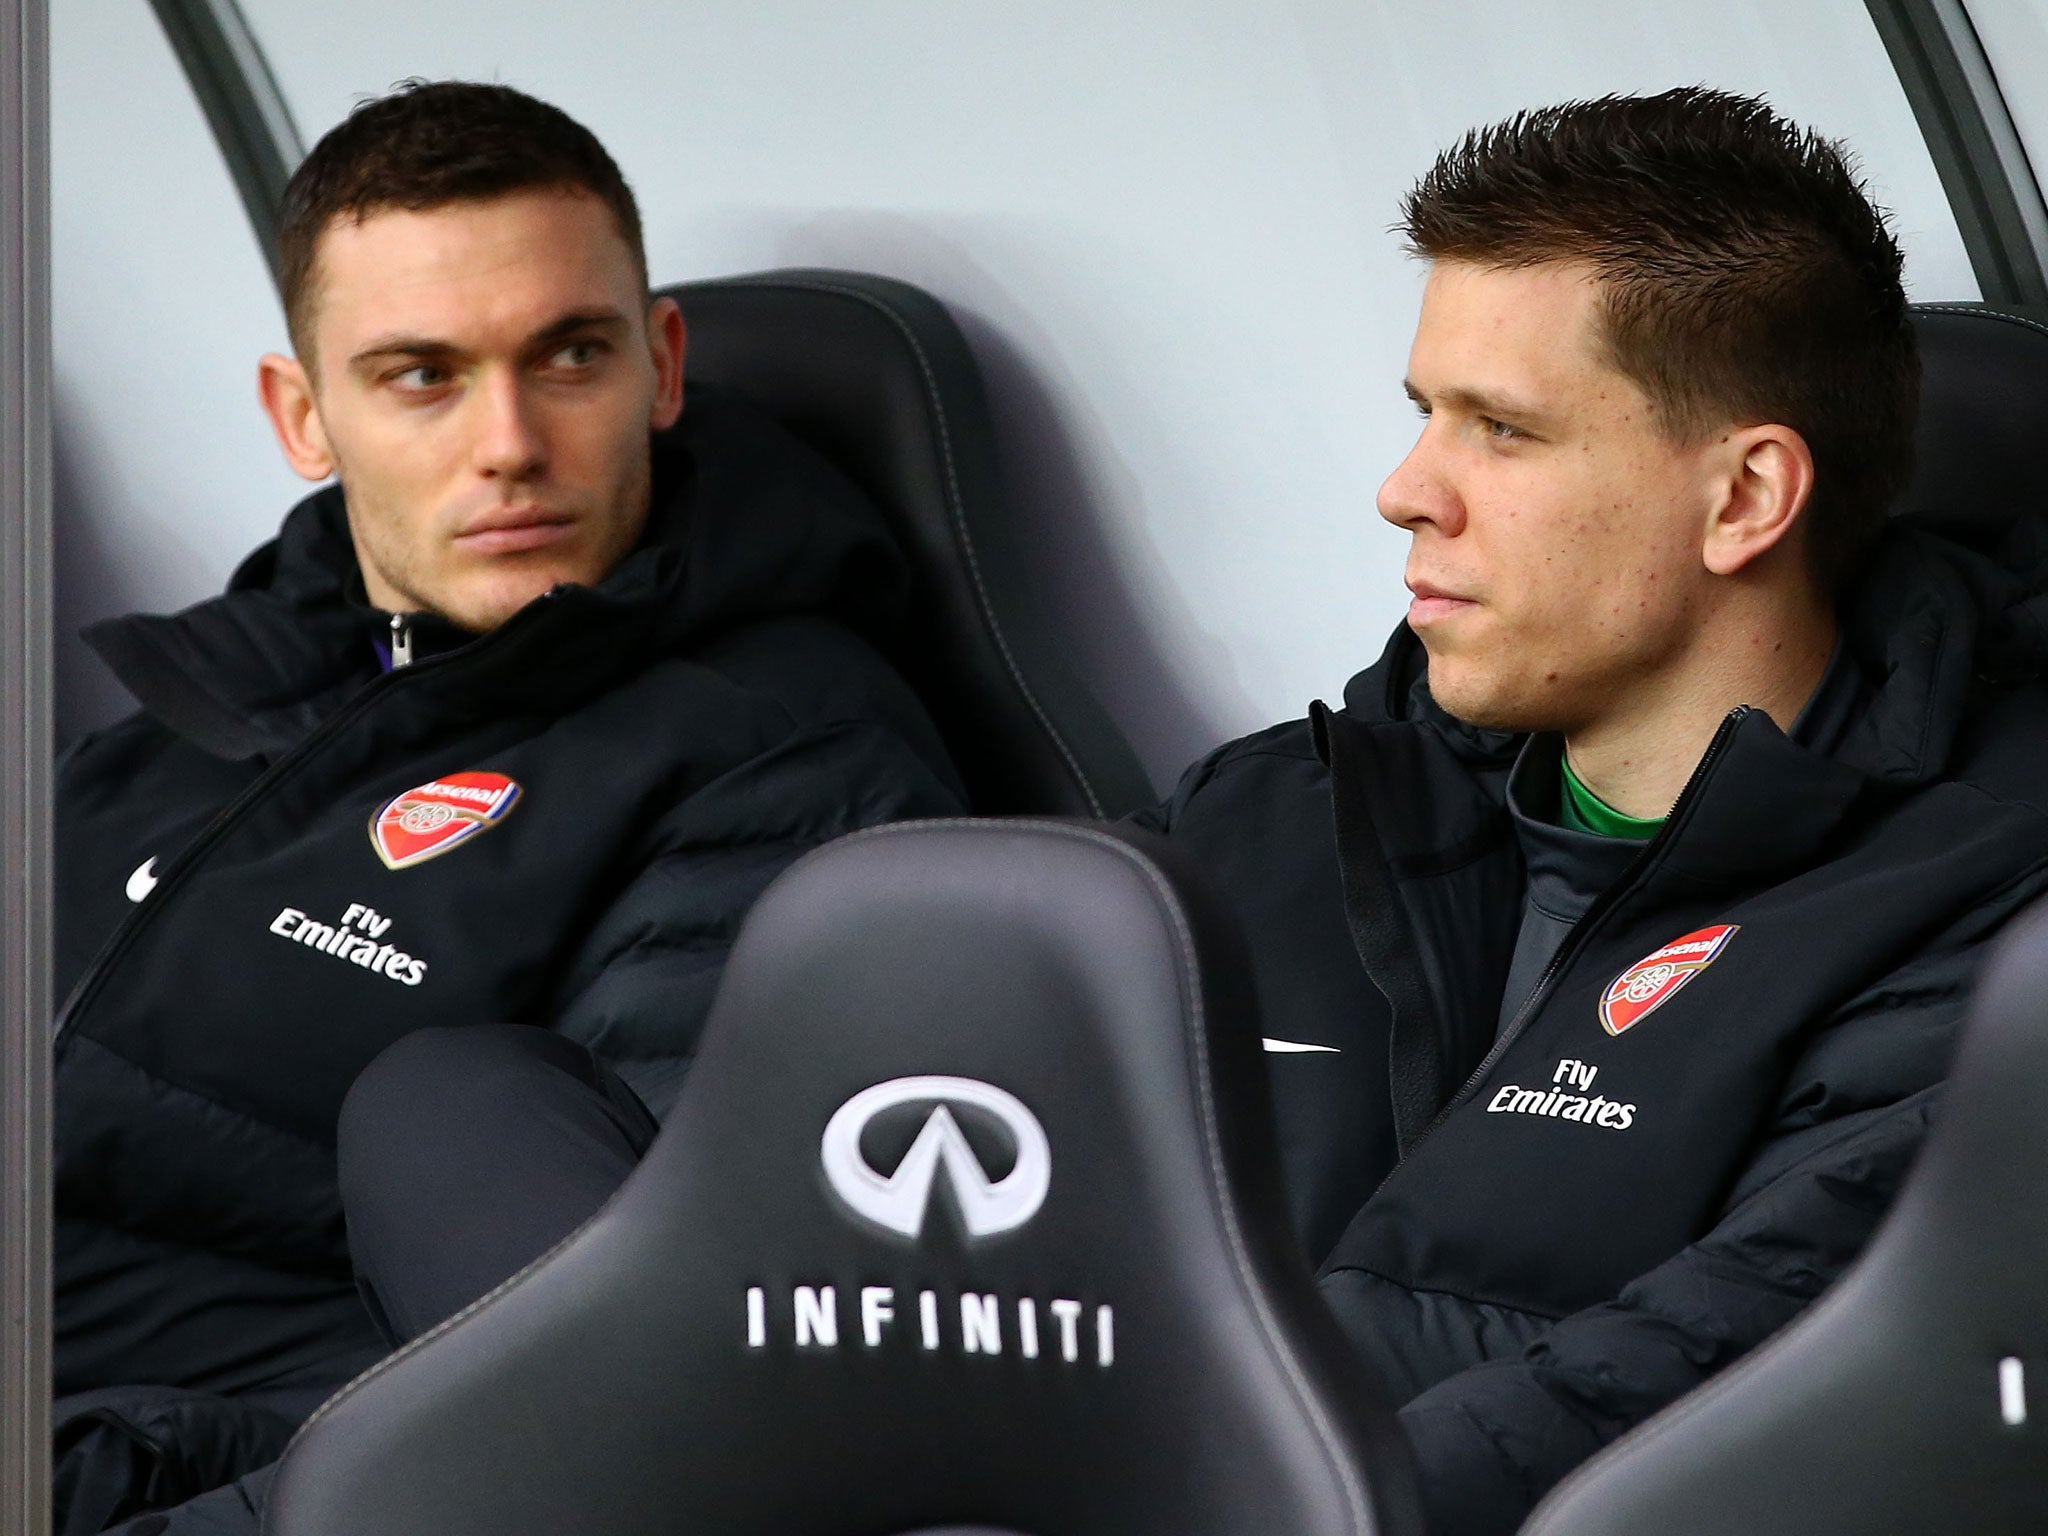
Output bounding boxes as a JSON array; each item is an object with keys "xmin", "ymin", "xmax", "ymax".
[
  {"xmin": 370, "ymin": 771, "xmax": 521, "ymax": 871},
  {"xmin": 1599, "ymin": 924, "xmax": 1740, "ymax": 1037}
]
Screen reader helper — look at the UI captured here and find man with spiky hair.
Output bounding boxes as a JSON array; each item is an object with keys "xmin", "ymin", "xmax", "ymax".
[
  {"xmin": 51, "ymin": 80, "xmax": 962, "ymax": 1532},
  {"xmin": 1137, "ymin": 88, "xmax": 2048, "ymax": 1532}
]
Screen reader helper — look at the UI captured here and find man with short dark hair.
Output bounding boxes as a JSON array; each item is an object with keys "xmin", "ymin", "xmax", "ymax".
[
  {"xmin": 1136, "ymin": 88, "xmax": 2048, "ymax": 1534},
  {"xmin": 52, "ymin": 79, "xmax": 961, "ymax": 1532}
]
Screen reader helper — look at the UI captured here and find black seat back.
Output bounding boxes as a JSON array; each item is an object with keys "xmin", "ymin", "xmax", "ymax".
[
  {"xmin": 1521, "ymin": 899, "xmax": 2048, "ymax": 1535},
  {"xmin": 266, "ymin": 822, "xmax": 1420, "ymax": 1536},
  {"xmin": 1896, "ymin": 302, "xmax": 2048, "ymax": 546},
  {"xmin": 668, "ymin": 270, "xmax": 1154, "ymax": 818}
]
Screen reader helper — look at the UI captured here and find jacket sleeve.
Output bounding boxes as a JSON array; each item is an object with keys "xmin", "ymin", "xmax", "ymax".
[
  {"xmin": 1382, "ymin": 917, "xmax": 2014, "ymax": 1536},
  {"xmin": 545, "ymin": 716, "xmax": 965, "ymax": 1117}
]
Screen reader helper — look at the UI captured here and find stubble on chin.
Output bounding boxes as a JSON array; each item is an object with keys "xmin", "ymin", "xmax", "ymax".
[
  {"xmin": 445, "ymin": 576, "xmax": 552, "ymax": 634},
  {"xmin": 1428, "ymin": 671, "xmax": 1506, "ymax": 730},
  {"xmin": 1423, "ymin": 649, "xmax": 1539, "ymax": 734}
]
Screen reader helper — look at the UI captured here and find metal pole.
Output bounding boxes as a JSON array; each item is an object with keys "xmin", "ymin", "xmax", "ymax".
[
  {"xmin": 0, "ymin": 0, "xmax": 53, "ymax": 1524},
  {"xmin": 1867, "ymin": 0, "xmax": 2048, "ymax": 307},
  {"xmin": 148, "ymin": 0, "xmax": 305, "ymax": 290}
]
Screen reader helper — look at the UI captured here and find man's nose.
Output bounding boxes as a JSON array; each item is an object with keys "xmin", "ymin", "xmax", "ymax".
[
  {"xmin": 1376, "ymin": 427, "xmax": 1464, "ymax": 537},
  {"xmin": 470, "ymin": 370, "xmax": 547, "ymax": 482}
]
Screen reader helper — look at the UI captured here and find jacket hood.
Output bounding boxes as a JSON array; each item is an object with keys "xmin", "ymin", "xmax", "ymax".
[
  {"xmin": 1342, "ymin": 512, "xmax": 2048, "ymax": 789},
  {"xmin": 86, "ymin": 386, "xmax": 910, "ymax": 759}
]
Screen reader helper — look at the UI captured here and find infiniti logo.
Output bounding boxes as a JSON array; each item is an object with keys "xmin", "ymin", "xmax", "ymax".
[
  {"xmin": 752, "ymin": 1078, "xmax": 1105, "ymax": 1365},
  {"xmin": 821, "ymin": 1075, "xmax": 1051, "ymax": 1239}
]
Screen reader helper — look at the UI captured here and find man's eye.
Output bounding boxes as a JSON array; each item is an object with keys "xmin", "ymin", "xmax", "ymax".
[
  {"xmin": 389, "ymin": 364, "xmax": 448, "ymax": 391},
  {"xmin": 548, "ymin": 340, "xmax": 603, "ymax": 369},
  {"xmin": 1482, "ymin": 416, "xmax": 1526, "ymax": 442}
]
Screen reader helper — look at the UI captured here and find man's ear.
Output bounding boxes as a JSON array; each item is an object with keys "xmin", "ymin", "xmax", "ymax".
[
  {"xmin": 647, "ymin": 296, "xmax": 685, "ymax": 431},
  {"xmin": 258, "ymin": 353, "xmax": 337, "ymax": 482},
  {"xmin": 1702, "ymin": 423, "xmax": 1816, "ymax": 577}
]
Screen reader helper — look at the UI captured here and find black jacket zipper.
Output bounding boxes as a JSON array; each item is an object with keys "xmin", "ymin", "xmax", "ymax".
[
  {"xmin": 53, "ymin": 597, "xmax": 547, "ymax": 1043},
  {"xmin": 1365, "ymin": 705, "xmax": 1751, "ymax": 1196}
]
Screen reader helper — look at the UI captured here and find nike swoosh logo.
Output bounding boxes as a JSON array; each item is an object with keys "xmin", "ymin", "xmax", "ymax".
[
  {"xmin": 1262, "ymin": 1038, "xmax": 1340, "ymax": 1054},
  {"xmin": 125, "ymin": 857, "xmax": 159, "ymax": 903}
]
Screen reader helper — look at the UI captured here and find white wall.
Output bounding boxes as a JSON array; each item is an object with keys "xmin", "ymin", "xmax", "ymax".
[
  {"xmin": 58, "ymin": 0, "xmax": 1977, "ymax": 782},
  {"xmin": 51, "ymin": 0, "xmax": 310, "ymax": 740}
]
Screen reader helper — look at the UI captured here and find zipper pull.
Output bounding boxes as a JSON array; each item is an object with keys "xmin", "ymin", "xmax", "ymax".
[{"xmin": 389, "ymin": 613, "xmax": 414, "ymax": 669}]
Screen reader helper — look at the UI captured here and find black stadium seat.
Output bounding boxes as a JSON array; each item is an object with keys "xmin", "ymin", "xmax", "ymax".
[
  {"xmin": 1896, "ymin": 302, "xmax": 2048, "ymax": 546},
  {"xmin": 263, "ymin": 823, "xmax": 1423, "ymax": 1536},
  {"xmin": 668, "ymin": 269, "xmax": 1156, "ymax": 819}
]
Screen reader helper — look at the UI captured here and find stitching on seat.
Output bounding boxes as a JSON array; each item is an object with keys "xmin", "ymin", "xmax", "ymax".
[
  {"xmin": 1071, "ymin": 823, "xmax": 1378, "ymax": 1535},
  {"xmin": 278, "ymin": 1189, "xmax": 613, "ymax": 1447},
  {"xmin": 1912, "ymin": 301, "xmax": 2048, "ymax": 342},
  {"xmin": 730, "ymin": 275, "xmax": 1107, "ymax": 818}
]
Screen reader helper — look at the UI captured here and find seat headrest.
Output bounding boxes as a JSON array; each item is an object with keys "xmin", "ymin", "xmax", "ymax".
[
  {"xmin": 1898, "ymin": 304, "xmax": 2048, "ymax": 549},
  {"xmin": 267, "ymin": 822, "xmax": 1420, "ymax": 1536},
  {"xmin": 666, "ymin": 270, "xmax": 1155, "ymax": 819}
]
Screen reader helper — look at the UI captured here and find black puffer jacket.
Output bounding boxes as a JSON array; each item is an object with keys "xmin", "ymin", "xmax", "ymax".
[
  {"xmin": 1136, "ymin": 512, "xmax": 2048, "ymax": 1535},
  {"xmin": 53, "ymin": 390, "xmax": 965, "ymax": 1420}
]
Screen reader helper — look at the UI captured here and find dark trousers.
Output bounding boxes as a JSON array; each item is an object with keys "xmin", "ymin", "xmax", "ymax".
[
  {"xmin": 77, "ymin": 1025, "xmax": 655, "ymax": 1536},
  {"xmin": 338, "ymin": 1024, "xmax": 660, "ymax": 1348}
]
